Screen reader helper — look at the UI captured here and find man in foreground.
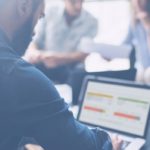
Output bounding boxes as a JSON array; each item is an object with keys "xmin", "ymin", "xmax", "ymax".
[{"xmin": 0, "ymin": 0, "xmax": 121, "ymax": 149}]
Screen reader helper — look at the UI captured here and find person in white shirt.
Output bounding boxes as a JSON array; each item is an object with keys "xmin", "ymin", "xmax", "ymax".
[{"xmin": 24, "ymin": 0, "xmax": 98, "ymax": 83}]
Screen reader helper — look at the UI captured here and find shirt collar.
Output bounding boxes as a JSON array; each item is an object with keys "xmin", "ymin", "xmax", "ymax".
[{"xmin": 62, "ymin": 8, "xmax": 85, "ymax": 27}]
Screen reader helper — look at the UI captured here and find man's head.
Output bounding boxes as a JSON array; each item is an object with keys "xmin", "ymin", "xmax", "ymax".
[
  {"xmin": 0, "ymin": 0, "xmax": 45, "ymax": 55},
  {"xmin": 64, "ymin": 0, "xmax": 84, "ymax": 17}
]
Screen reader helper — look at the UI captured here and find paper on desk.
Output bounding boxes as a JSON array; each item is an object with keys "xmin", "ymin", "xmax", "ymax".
[{"xmin": 80, "ymin": 39, "xmax": 132, "ymax": 60}]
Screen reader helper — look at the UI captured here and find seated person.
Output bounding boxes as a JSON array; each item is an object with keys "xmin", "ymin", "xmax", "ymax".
[
  {"xmin": 0, "ymin": 0, "xmax": 121, "ymax": 150},
  {"xmin": 124, "ymin": 0, "xmax": 150, "ymax": 83},
  {"xmin": 24, "ymin": 0, "xmax": 98, "ymax": 83}
]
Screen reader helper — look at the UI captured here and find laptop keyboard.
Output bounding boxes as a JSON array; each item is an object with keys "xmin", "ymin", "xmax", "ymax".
[{"xmin": 121, "ymin": 140, "xmax": 130, "ymax": 150}]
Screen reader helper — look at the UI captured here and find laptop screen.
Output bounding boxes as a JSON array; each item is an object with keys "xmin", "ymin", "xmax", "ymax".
[{"xmin": 78, "ymin": 80, "xmax": 150, "ymax": 137}]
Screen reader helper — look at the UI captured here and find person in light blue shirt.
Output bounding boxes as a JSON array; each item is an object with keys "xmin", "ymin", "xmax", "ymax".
[
  {"xmin": 125, "ymin": 23, "xmax": 150, "ymax": 69},
  {"xmin": 24, "ymin": 0, "xmax": 98, "ymax": 83},
  {"xmin": 124, "ymin": 0, "xmax": 150, "ymax": 82}
]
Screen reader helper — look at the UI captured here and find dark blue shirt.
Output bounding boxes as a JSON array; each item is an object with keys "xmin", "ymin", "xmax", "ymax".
[{"xmin": 0, "ymin": 30, "xmax": 112, "ymax": 150}]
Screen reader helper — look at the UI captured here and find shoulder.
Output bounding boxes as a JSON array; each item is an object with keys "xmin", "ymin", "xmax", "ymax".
[
  {"xmin": 81, "ymin": 9, "xmax": 98, "ymax": 25},
  {"xmin": 10, "ymin": 58, "xmax": 60, "ymax": 101},
  {"xmin": 45, "ymin": 5, "xmax": 64, "ymax": 21}
]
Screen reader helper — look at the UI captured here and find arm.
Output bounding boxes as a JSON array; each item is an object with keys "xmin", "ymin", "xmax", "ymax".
[
  {"xmin": 54, "ymin": 52, "xmax": 88, "ymax": 64},
  {"xmin": 23, "ymin": 17, "xmax": 46, "ymax": 64},
  {"xmin": 40, "ymin": 51, "xmax": 89, "ymax": 68},
  {"xmin": 11, "ymin": 60, "xmax": 113, "ymax": 150},
  {"xmin": 24, "ymin": 46, "xmax": 88, "ymax": 68},
  {"xmin": 23, "ymin": 43, "xmax": 43, "ymax": 64},
  {"xmin": 123, "ymin": 25, "xmax": 134, "ymax": 45}
]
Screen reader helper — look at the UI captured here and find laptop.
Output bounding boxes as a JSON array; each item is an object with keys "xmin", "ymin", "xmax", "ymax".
[{"xmin": 77, "ymin": 76, "xmax": 150, "ymax": 150}]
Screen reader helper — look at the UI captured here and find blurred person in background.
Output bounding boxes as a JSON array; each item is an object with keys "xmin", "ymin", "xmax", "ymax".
[
  {"xmin": 124, "ymin": 0, "xmax": 150, "ymax": 83},
  {"xmin": 23, "ymin": 0, "xmax": 98, "ymax": 83}
]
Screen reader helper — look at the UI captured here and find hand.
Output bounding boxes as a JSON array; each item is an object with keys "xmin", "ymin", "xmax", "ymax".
[
  {"xmin": 111, "ymin": 134, "xmax": 123, "ymax": 150},
  {"xmin": 25, "ymin": 144, "xmax": 44, "ymax": 150},
  {"xmin": 23, "ymin": 49, "xmax": 43, "ymax": 64},
  {"xmin": 41, "ymin": 52, "xmax": 62, "ymax": 68}
]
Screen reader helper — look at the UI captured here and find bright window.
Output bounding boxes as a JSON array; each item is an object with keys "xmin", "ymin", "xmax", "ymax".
[{"xmin": 84, "ymin": 0, "xmax": 130, "ymax": 45}]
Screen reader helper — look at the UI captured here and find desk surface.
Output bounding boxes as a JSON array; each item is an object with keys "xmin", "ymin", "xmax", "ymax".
[{"xmin": 70, "ymin": 106, "xmax": 150, "ymax": 150}]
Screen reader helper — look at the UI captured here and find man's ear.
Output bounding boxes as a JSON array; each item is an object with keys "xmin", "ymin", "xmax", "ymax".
[{"xmin": 16, "ymin": 0, "xmax": 32, "ymax": 18}]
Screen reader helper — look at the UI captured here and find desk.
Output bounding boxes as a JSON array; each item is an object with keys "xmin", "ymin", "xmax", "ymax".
[{"xmin": 70, "ymin": 106, "xmax": 150, "ymax": 150}]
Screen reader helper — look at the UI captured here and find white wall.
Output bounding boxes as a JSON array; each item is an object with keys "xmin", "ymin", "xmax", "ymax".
[{"xmin": 84, "ymin": 0, "xmax": 130, "ymax": 45}]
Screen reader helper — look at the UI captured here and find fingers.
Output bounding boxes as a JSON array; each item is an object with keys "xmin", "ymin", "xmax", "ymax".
[
  {"xmin": 23, "ymin": 50, "xmax": 42, "ymax": 64},
  {"xmin": 111, "ymin": 134, "xmax": 123, "ymax": 150},
  {"xmin": 25, "ymin": 144, "xmax": 44, "ymax": 150}
]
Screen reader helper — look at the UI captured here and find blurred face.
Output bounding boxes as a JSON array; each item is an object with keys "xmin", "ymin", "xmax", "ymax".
[
  {"xmin": 132, "ymin": 0, "xmax": 150, "ymax": 20},
  {"xmin": 65, "ymin": 0, "xmax": 84, "ymax": 17},
  {"xmin": 12, "ymin": 0, "xmax": 45, "ymax": 55}
]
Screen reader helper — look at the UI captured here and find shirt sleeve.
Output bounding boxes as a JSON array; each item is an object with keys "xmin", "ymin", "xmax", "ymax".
[
  {"xmin": 84, "ymin": 17, "xmax": 98, "ymax": 39},
  {"xmin": 33, "ymin": 6, "xmax": 57, "ymax": 50},
  {"xmin": 33, "ymin": 19, "xmax": 46, "ymax": 50},
  {"xmin": 78, "ymin": 15, "xmax": 98, "ymax": 52},
  {"xmin": 123, "ymin": 25, "xmax": 134, "ymax": 45},
  {"xmin": 10, "ymin": 60, "xmax": 112, "ymax": 150}
]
